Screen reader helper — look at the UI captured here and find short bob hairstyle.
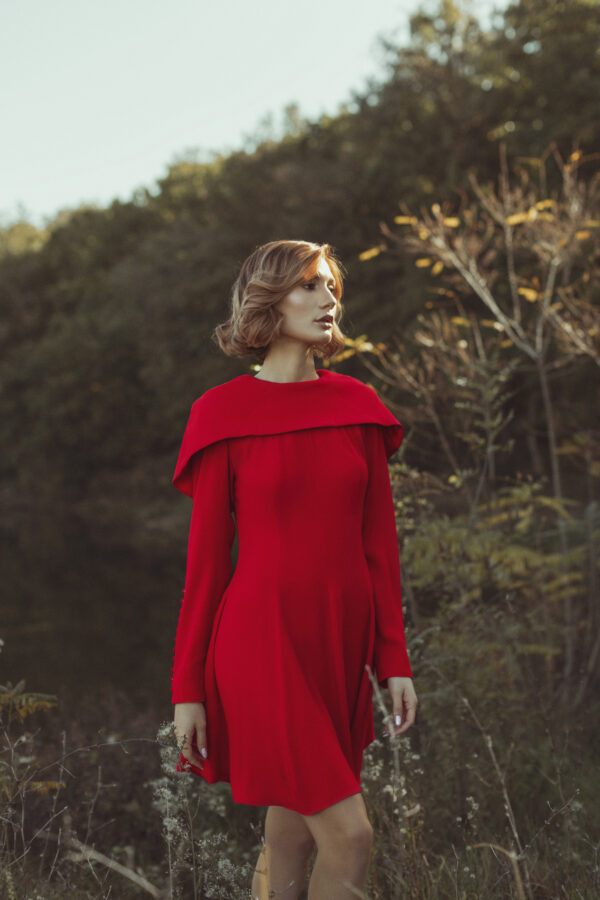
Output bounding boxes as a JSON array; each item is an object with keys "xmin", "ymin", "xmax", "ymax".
[{"xmin": 213, "ymin": 239, "xmax": 348, "ymax": 364}]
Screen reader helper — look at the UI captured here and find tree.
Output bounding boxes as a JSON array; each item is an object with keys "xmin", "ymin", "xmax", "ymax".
[{"xmin": 373, "ymin": 141, "xmax": 600, "ymax": 696}]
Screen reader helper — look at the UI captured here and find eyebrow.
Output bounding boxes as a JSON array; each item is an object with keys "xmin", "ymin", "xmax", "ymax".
[{"xmin": 309, "ymin": 273, "xmax": 336, "ymax": 284}]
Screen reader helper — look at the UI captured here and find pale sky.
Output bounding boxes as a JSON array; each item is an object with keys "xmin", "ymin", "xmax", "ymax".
[{"xmin": 1, "ymin": 0, "xmax": 501, "ymax": 229}]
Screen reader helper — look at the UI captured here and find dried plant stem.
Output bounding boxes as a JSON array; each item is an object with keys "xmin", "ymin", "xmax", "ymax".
[
  {"xmin": 365, "ymin": 664, "xmax": 403, "ymax": 807},
  {"xmin": 36, "ymin": 826, "xmax": 166, "ymax": 898},
  {"xmin": 470, "ymin": 842, "xmax": 527, "ymax": 900},
  {"xmin": 461, "ymin": 696, "xmax": 533, "ymax": 899},
  {"xmin": 40, "ymin": 728, "xmax": 68, "ymax": 882}
]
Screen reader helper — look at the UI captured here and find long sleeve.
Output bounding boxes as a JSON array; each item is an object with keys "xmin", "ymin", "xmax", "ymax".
[
  {"xmin": 171, "ymin": 438, "xmax": 236, "ymax": 704},
  {"xmin": 361, "ymin": 423, "xmax": 413, "ymax": 687}
]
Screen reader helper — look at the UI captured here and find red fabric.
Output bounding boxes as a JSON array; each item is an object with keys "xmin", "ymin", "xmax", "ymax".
[{"xmin": 170, "ymin": 369, "xmax": 413, "ymax": 814}]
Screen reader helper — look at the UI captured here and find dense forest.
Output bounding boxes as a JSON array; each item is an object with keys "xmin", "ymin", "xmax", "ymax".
[{"xmin": 1, "ymin": 0, "xmax": 599, "ymax": 897}]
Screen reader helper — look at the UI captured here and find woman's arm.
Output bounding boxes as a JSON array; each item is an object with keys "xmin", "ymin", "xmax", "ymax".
[
  {"xmin": 361, "ymin": 423, "xmax": 413, "ymax": 686},
  {"xmin": 171, "ymin": 439, "xmax": 235, "ymax": 704}
]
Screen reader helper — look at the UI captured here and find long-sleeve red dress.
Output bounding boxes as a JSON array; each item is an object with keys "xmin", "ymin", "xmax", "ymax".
[{"xmin": 170, "ymin": 368, "xmax": 413, "ymax": 815}]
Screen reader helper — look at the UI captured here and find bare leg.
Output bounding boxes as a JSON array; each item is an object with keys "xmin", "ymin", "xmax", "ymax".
[
  {"xmin": 251, "ymin": 805, "xmax": 316, "ymax": 899},
  {"xmin": 301, "ymin": 793, "xmax": 373, "ymax": 900}
]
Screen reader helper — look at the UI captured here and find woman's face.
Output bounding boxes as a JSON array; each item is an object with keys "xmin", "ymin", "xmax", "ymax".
[{"xmin": 275, "ymin": 257, "xmax": 338, "ymax": 347}]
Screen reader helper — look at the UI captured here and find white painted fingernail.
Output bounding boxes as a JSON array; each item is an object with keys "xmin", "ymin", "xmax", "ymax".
[
  {"xmin": 201, "ymin": 747, "xmax": 208, "ymax": 758},
  {"xmin": 395, "ymin": 715, "xmax": 402, "ymax": 725}
]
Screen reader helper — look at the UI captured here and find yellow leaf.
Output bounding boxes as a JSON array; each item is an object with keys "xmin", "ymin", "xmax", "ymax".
[
  {"xmin": 537, "ymin": 212, "xmax": 554, "ymax": 221},
  {"xmin": 484, "ymin": 511, "xmax": 513, "ymax": 526},
  {"xmin": 394, "ymin": 215, "xmax": 417, "ymax": 225},
  {"xmin": 555, "ymin": 442, "xmax": 582, "ymax": 455},
  {"xmin": 535, "ymin": 200, "xmax": 555, "ymax": 210},
  {"xmin": 451, "ymin": 316, "xmax": 470, "ymax": 326},
  {"xmin": 583, "ymin": 219, "xmax": 600, "ymax": 227},
  {"xmin": 575, "ymin": 230, "xmax": 590, "ymax": 240},
  {"xmin": 506, "ymin": 212, "xmax": 530, "ymax": 225},
  {"xmin": 358, "ymin": 247, "xmax": 381, "ymax": 261},
  {"xmin": 518, "ymin": 287, "xmax": 539, "ymax": 302},
  {"xmin": 415, "ymin": 257, "xmax": 432, "ymax": 267},
  {"xmin": 536, "ymin": 496, "xmax": 575, "ymax": 522},
  {"xmin": 569, "ymin": 149, "xmax": 582, "ymax": 161},
  {"xmin": 500, "ymin": 339, "xmax": 513, "ymax": 347},
  {"xmin": 418, "ymin": 228, "xmax": 430, "ymax": 240},
  {"xmin": 431, "ymin": 261, "xmax": 443, "ymax": 275},
  {"xmin": 443, "ymin": 217, "xmax": 460, "ymax": 227},
  {"xmin": 431, "ymin": 203, "xmax": 441, "ymax": 215},
  {"xmin": 517, "ymin": 644, "xmax": 560, "ymax": 656},
  {"xmin": 26, "ymin": 780, "xmax": 67, "ymax": 796}
]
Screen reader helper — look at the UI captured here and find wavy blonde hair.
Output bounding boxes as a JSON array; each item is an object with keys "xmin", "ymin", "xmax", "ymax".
[{"xmin": 213, "ymin": 239, "xmax": 348, "ymax": 363}]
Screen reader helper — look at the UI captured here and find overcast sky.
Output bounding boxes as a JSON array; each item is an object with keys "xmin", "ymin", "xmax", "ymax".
[{"xmin": 2, "ymin": 0, "xmax": 501, "ymax": 229}]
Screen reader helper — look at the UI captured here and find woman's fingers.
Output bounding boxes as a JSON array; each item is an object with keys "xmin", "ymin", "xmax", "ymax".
[
  {"xmin": 395, "ymin": 692, "xmax": 417, "ymax": 734},
  {"xmin": 175, "ymin": 704, "xmax": 208, "ymax": 769},
  {"xmin": 183, "ymin": 723, "xmax": 207, "ymax": 769},
  {"xmin": 383, "ymin": 682, "xmax": 419, "ymax": 736}
]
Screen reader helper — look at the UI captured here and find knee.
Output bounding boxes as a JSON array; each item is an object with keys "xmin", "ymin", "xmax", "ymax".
[
  {"xmin": 330, "ymin": 819, "xmax": 374, "ymax": 856},
  {"xmin": 349, "ymin": 820, "xmax": 374, "ymax": 852}
]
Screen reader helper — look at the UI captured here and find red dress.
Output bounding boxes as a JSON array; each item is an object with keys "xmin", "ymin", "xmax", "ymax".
[{"xmin": 170, "ymin": 368, "xmax": 413, "ymax": 815}]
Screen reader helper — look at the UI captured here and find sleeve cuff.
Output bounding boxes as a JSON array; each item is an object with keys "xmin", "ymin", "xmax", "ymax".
[
  {"xmin": 375, "ymin": 641, "xmax": 413, "ymax": 685},
  {"xmin": 171, "ymin": 670, "xmax": 206, "ymax": 705}
]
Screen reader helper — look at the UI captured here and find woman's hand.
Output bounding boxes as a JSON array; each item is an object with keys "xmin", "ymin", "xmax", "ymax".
[
  {"xmin": 174, "ymin": 702, "xmax": 208, "ymax": 769},
  {"xmin": 384, "ymin": 677, "xmax": 418, "ymax": 736}
]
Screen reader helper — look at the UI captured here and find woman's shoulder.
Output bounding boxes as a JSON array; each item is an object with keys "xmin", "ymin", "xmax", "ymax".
[
  {"xmin": 173, "ymin": 369, "xmax": 405, "ymax": 495},
  {"xmin": 186, "ymin": 368, "xmax": 403, "ymax": 447}
]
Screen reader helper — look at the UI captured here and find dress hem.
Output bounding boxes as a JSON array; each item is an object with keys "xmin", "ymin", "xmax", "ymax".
[{"xmin": 175, "ymin": 728, "xmax": 375, "ymax": 816}]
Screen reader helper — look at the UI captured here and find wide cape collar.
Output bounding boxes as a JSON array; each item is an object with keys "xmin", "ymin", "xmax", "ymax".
[{"xmin": 172, "ymin": 369, "xmax": 405, "ymax": 497}]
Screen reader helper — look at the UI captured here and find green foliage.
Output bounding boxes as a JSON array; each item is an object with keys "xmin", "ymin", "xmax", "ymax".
[{"xmin": 404, "ymin": 482, "xmax": 591, "ymax": 604}]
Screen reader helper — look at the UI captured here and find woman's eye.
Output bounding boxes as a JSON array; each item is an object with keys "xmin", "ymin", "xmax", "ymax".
[{"xmin": 303, "ymin": 282, "xmax": 336, "ymax": 291}]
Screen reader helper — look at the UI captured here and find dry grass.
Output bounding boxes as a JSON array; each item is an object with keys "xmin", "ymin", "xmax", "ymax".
[{"xmin": 1, "ymin": 641, "xmax": 598, "ymax": 898}]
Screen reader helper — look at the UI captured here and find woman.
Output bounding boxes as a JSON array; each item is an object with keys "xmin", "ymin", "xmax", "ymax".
[{"xmin": 171, "ymin": 239, "xmax": 418, "ymax": 899}]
